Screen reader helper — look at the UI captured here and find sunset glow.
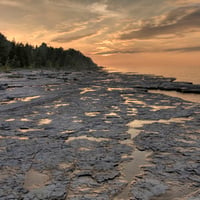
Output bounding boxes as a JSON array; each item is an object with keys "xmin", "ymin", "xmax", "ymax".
[{"xmin": 1, "ymin": 0, "xmax": 200, "ymax": 69}]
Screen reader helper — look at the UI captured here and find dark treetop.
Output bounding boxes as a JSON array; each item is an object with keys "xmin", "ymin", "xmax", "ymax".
[{"xmin": 0, "ymin": 33, "xmax": 99, "ymax": 70}]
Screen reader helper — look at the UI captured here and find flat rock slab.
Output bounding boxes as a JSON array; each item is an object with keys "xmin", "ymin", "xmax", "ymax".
[{"xmin": 0, "ymin": 70, "xmax": 199, "ymax": 200}]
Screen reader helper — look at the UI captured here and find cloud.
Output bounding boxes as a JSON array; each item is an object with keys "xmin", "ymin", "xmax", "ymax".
[
  {"xmin": 119, "ymin": 6, "xmax": 200, "ymax": 40},
  {"xmin": 51, "ymin": 31, "xmax": 98, "ymax": 43},
  {"xmin": 0, "ymin": 0, "xmax": 23, "ymax": 7},
  {"xmin": 1, "ymin": 0, "xmax": 200, "ymax": 55},
  {"xmin": 95, "ymin": 49, "xmax": 143, "ymax": 55},
  {"xmin": 95, "ymin": 45, "xmax": 200, "ymax": 56},
  {"xmin": 175, "ymin": 0, "xmax": 200, "ymax": 5},
  {"xmin": 165, "ymin": 46, "xmax": 200, "ymax": 52}
]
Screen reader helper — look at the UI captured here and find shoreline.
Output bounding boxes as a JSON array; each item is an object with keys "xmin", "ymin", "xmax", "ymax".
[{"xmin": 0, "ymin": 69, "xmax": 200, "ymax": 200}]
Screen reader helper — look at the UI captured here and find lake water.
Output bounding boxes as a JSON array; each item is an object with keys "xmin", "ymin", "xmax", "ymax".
[
  {"xmin": 105, "ymin": 65, "xmax": 200, "ymax": 103},
  {"xmin": 105, "ymin": 65, "xmax": 200, "ymax": 84}
]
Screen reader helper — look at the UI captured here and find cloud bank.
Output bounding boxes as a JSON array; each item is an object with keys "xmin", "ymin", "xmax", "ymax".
[
  {"xmin": 119, "ymin": 6, "xmax": 200, "ymax": 40},
  {"xmin": 0, "ymin": 0, "xmax": 200, "ymax": 55}
]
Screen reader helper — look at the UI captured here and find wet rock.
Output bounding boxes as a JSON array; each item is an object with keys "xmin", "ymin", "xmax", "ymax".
[
  {"xmin": 68, "ymin": 194, "xmax": 110, "ymax": 200},
  {"xmin": 0, "ymin": 70, "xmax": 200, "ymax": 199},
  {"xmin": 92, "ymin": 170, "xmax": 120, "ymax": 183},
  {"xmin": 130, "ymin": 179, "xmax": 168, "ymax": 200},
  {"xmin": 0, "ymin": 123, "xmax": 11, "ymax": 130},
  {"xmin": 184, "ymin": 189, "xmax": 200, "ymax": 200},
  {"xmin": 23, "ymin": 182, "xmax": 68, "ymax": 200},
  {"xmin": 0, "ymin": 83, "xmax": 8, "ymax": 90}
]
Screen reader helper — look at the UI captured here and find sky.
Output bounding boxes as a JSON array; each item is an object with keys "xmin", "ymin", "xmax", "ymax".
[{"xmin": 1, "ymin": 0, "xmax": 200, "ymax": 71}]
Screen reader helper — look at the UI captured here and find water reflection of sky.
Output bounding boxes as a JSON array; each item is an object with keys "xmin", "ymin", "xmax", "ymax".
[
  {"xmin": 106, "ymin": 65, "xmax": 200, "ymax": 85},
  {"xmin": 150, "ymin": 90, "xmax": 200, "ymax": 104}
]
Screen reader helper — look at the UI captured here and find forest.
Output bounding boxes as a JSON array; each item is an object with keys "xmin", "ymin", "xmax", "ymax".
[{"xmin": 0, "ymin": 33, "xmax": 99, "ymax": 70}]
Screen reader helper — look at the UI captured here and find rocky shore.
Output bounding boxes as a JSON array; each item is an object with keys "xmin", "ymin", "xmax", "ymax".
[{"xmin": 0, "ymin": 69, "xmax": 200, "ymax": 200}]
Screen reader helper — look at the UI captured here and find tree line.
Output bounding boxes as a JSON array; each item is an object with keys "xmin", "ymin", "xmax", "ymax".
[{"xmin": 0, "ymin": 33, "xmax": 99, "ymax": 70}]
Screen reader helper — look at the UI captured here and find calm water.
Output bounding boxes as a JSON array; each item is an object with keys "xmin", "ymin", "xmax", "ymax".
[
  {"xmin": 106, "ymin": 65, "xmax": 200, "ymax": 84},
  {"xmin": 105, "ymin": 65, "xmax": 200, "ymax": 103}
]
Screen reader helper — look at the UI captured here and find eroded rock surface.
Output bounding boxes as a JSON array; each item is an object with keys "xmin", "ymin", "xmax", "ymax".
[{"xmin": 0, "ymin": 70, "xmax": 199, "ymax": 200}]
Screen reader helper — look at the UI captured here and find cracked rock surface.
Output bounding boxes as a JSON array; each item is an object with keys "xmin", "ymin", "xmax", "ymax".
[{"xmin": 0, "ymin": 69, "xmax": 199, "ymax": 200}]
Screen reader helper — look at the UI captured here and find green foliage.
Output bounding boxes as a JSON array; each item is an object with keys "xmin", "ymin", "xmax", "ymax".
[{"xmin": 0, "ymin": 33, "xmax": 99, "ymax": 70}]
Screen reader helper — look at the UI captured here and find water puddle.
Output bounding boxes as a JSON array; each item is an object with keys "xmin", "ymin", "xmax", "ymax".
[
  {"xmin": 128, "ymin": 117, "xmax": 192, "ymax": 139},
  {"xmin": 19, "ymin": 128, "xmax": 44, "ymax": 133},
  {"xmin": 0, "ymin": 96, "xmax": 40, "ymax": 105},
  {"xmin": 111, "ymin": 106, "xmax": 121, "ymax": 112},
  {"xmin": 0, "ymin": 99, "xmax": 17, "ymax": 105},
  {"xmin": 60, "ymin": 130, "xmax": 75, "ymax": 134},
  {"xmin": 21, "ymin": 96, "xmax": 40, "ymax": 102},
  {"xmin": 123, "ymin": 96, "xmax": 147, "ymax": 107},
  {"xmin": 20, "ymin": 118, "xmax": 32, "ymax": 122},
  {"xmin": 105, "ymin": 112, "xmax": 120, "ymax": 118},
  {"xmin": 80, "ymin": 88, "xmax": 96, "ymax": 94},
  {"xmin": 54, "ymin": 103, "xmax": 69, "ymax": 108},
  {"xmin": 115, "ymin": 120, "xmax": 152, "ymax": 200},
  {"xmin": 73, "ymin": 119, "xmax": 83, "ymax": 123},
  {"xmin": 107, "ymin": 87, "xmax": 132, "ymax": 91},
  {"xmin": 150, "ymin": 105, "xmax": 176, "ymax": 111},
  {"xmin": 24, "ymin": 169, "xmax": 51, "ymax": 190},
  {"xmin": 150, "ymin": 90, "xmax": 200, "ymax": 104},
  {"xmin": 0, "ymin": 136, "xmax": 29, "ymax": 140},
  {"xmin": 115, "ymin": 150, "xmax": 149, "ymax": 200},
  {"xmin": 5, "ymin": 118, "xmax": 16, "ymax": 122},
  {"xmin": 85, "ymin": 112, "xmax": 100, "ymax": 117},
  {"xmin": 115, "ymin": 116, "xmax": 192, "ymax": 200},
  {"xmin": 38, "ymin": 118, "xmax": 52, "ymax": 125},
  {"xmin": 65, "ymin": 135, "xmax": 110, "ymax": 143}
]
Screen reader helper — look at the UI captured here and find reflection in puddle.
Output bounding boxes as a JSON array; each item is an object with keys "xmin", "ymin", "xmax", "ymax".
[
  {"xmin": 24, "ymin": 169, "xmax": 51, "ymax": 190},
  {"xmin": 38, "ymin": 119, "xmax": 52, "ymax": 125},
  {"xmin": 21, "ymin": 96, "xmax": 40, "ymax": 102},
  {"xmin": 19, "ymin": 128, "xmax": 44, "ymax": 133},
  {"xmin": 150, "ymin": 90, "xmax": 200, "ymax": 104},
  {"xmin": 115, "ymin": 150, "xmax": 150, "ymax": 200},
  {"xmin": 65, "ymin": 135, "xmax": 110, "ymax": 143},
  {"xmin": 20, "ymin": 118, "xmax": 32, "ymax": 122},
  {"xmin": 44, "ymin": 102, "xmax": 69, "ymax": 109},
  {"xmin": 123, "ymin": 97, "xmax": 147, "ymax": 106},
  {"xmin": 117, "ymin": 116, "xmax": 194, "ymax": 200},
  {"xmin": 54, "ymin": 103, "xmax": 69, "ymax": 108},
  {"xmin": 85, "ymin": 112, "xmax": 100, "ymax": 117},
  {"xmin": 80, "ymin": 88, "xmax": 96, "ymax": 94},
  {"xmin": 150, "ymin": 105, "xmax": 176, "ymax": 111},
  {"xmin": 107, "ymin": 87, "xmax": 132, "ymax": 91},
  {"xmin": 0, "ymin": 136, "xmax": 29, "ymax": 140},
  {"xmin": 105, "ymin": 112, "xmax": 120, "ymax": 118},
  {"xmin": 0, "ymin": 100, "xmax": 17, "ymax": 105},
  {"xmin": 0, "ymin": 96, "xmax": 40, "ymax": 105},
  {"xmin": 5, "ymin": 118, "xmax": 15, "ymax": 122},
  {"xmin": 127, "ymin": 108, "xmax": 138, "ymax": 116},
  {"xmin": 128, "ymin": 117, "xmax": 192, "ymax": 138},
  {"xmin": 60, "ymin": 130, "xmax": 74, "ymax": 134},
  {"xmin": 73, "ymin": 119, "xmax": 83, "ymax": 123},
  {"xmin": 116, "ymin": 116, "xmax": 191, "ymax": 200},
  {"xmin": 115, "ymin": 119, "xmax": 153, "ymax": 200},
  {"xmin": 46, "ymin": 112, "xmax": 54, "ymax": 115},
  {"xmin": 111, "ymin": 106, "xmax": 121, "ymax": 112}
]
